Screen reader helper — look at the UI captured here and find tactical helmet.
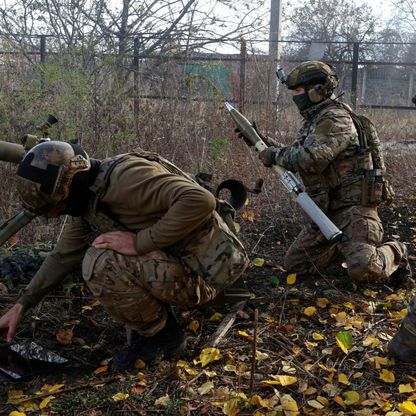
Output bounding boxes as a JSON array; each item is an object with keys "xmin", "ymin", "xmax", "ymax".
[
  {"xmin": 285, "ymin": 60, "xmax": 339, "ymax": 91},
  {"xmin": 16, "ymin": 141, "xmax": 90, "ymax": 213}
]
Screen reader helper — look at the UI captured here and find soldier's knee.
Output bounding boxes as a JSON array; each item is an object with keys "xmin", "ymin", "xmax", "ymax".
[
  {"xmin": 347, "ymin": 259, "xmax": 380, "ymax": 283},
  {"xmin": 82, "ymin": 247, "xmax": 115, "ymax": 285}
]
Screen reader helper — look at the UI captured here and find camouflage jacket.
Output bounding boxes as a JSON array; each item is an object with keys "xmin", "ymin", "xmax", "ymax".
[{"xmin": 275, "ymin": 98, "xmax": 368, "ymax": 212}]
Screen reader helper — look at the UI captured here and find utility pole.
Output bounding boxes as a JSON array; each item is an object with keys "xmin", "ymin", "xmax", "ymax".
[{"xmin": 269, "ymin": 0, "xmax": 282, "ymax": 117}]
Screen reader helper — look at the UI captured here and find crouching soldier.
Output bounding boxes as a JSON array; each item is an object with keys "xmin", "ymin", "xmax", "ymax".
[{"xmin": 0, "ymin": 141, "xmax": 249, "ymax": 369}]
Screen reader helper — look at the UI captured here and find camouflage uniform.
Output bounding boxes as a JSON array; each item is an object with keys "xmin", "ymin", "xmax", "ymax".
[
  {"xmin": 17, "ymin": 152, "xmax": 249, "ymax": 336},
  {"xmin": 276, "ymin": 98, "xmax": 406, "ymax": 283}
]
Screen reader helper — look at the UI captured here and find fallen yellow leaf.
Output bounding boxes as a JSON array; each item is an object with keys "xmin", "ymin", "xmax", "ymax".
[
  {"xmin": 252, "ymin": 258, "xmax": 265, "ymax": 267},
  {"xmin": 7, "ymin": 390, "xmax": 28, "ymax": 405},
  {"xmin": 338, "ymin": 373, "xmax": 350, "ymax": 385},
  {"xmin": 307, "ymin": 399, "xmax": 323, "ymax": 409},
  {"xmin": 262, "ymin": 375, "xmax": 298, "ymax": 386},
  {"xmin": 154, "ymin": 394, "xmax": 170, "ymax": 407},
  {"xmin": 255, "ymin": 351, "xmax": 269, "ymax": 361},
  {"xmin": 250, "ymin": 394, "xmax": 272, "ymax": 410},
  {"xmin": 197, "ymin": 381, "xmax": 214, "ymax": 395},
  {"xmin": 312, "ymin": 332, "xmax": 324, "ymax": 340},
  {"xmin": 242, "ymin": 210, "xmax": 255, "ymax": 222},
  {"xmin": 380, "ymin": 369, "xmax": 395, "ymax": 383},
  {"xmin": 280, "ymin": 394, "xmax": 298, "ymax": 412},
  {"xmin": 334, "ymin": 311, "xmax": 347, "ymax": 325},
  {"xmin": 363, "ymin": 336, "xmax": 381, "ymax": 347},
  {"xmin": 21, "ymin": 400, "xmax": 38, "ymax": 412},
  {"xmin": 370, "ymin": 355, "xmax": 390, "ymax": 369},
  {"xmin": 303, "ymin": 306, "xmax": 317, "ymax": 317},
  {"xmin": 342, "ymin": 390, "xmax": 360, "ymax": 406},
  {"xmin": 397, "ymin": 400, "xmax": 416, "ymax": 414},
  {"xmin": 286, "ymin": 273, "xmax": 297, "ymax": 285},
  {"xmin": 197, "ymin": 347, "xmax": 222, "ymax": 368},
  {"xmin": 238, "ymin": 330, "xmax": 253, "ymax": 340},
  {"xmin": 363, "ymin": 289, "xmax": 378, "ymax": 298},
  {"xmin": 399, "ymin": 383, "xmax": 415, "ymax": 393},
  {"xmin": 209, "ymin": 312, "xmax": 224, "ymax": 321},
  {"xmin": 222, "ymin": 393, "xmax": 248, "ymax": 415},
  {"xmin": 316, "ymin": 298, "xmax": 330, "ymax": 308},
  {"xmin": 39, "ymin": 396, "xmax": 55, "ymax": 410},
  {"xmin": 187, "ymin": 320, "xmax": 200, "ymax": 332},
  {"xmin": 278, "ymin": 375, "xmax": 298, "ymax": 386},
  {"xmin": 112, "ymin": 392, "xmax": 129, "ymax": 401},
  {"xmin": 134, "ymin": 359, "xmax": 146, "ymax": 369},
  {"xmin": 261, "ymin": 380, "xmax": 280, "ymax": 385},
  {"xmin": 37, "ymin": 384, "xmax": 65, "ymax": 394}
]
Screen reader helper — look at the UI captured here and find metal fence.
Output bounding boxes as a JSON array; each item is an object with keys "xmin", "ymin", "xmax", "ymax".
[{"xmin": 0, "ymin": 34, "xmax": 415, "ymax": 112}]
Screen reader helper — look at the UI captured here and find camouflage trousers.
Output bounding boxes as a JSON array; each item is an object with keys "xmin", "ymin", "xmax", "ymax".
[
  {"xmin": 82, "ymin": 247, "xmax": 220, "ymax": 336},
  {"xmin": 81, "ymin": 213, "xmax": 249, "ymax": 336},
  {"xmin": 284, "ymin": 206, "xmax": 406, "ymax": 283}
]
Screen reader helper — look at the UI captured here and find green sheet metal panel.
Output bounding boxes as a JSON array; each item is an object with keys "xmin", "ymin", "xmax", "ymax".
[{"xmin": 179, "ymin": 62, "xmax": 230, "ymax": 96}]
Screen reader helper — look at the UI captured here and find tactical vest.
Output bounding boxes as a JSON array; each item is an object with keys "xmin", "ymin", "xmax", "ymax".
[
  {"xmin": 337, "ymin": 102, "xmax": 394, "ymax": 206},
  {"xmin": 82, "ymin": 150, "xmax": 249, "ymax": 290},
  {"xmin": 300, "ymin": 101, "xmax": 393, "ymax": 211}
]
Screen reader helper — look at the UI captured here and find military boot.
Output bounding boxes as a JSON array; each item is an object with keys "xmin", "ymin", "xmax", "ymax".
[
  {"xmin": 389, "ymin": 244, "xmax": 415, "ymax": 290},
  {"xmin": 388, "ymin": 297, "xmax": 416, "ymax": 363},
  {"xmin": 112, "ymin": 309, "xmax": 187, "ymax": 370}
]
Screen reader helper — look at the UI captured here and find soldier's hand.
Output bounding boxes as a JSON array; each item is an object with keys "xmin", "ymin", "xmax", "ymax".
[
  {"xmin": 92, "ymin": 231, "xmax": 138, "ymax": 255},
  {"xmin": 0, "ymin": 303, "xmax": 25, "ymax": 343},
  {"xmin": 259, "ymin": 147, "xmax": 282, "ymax": 167}
]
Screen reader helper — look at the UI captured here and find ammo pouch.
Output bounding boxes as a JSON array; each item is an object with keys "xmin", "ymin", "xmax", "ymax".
[
  {"xmin": 167, "ymin": 210, "xmax": 249, "ymax": 291},
  {"xmin": 360, "ymin": 172, "xmax": 394, "ymax": 206}
]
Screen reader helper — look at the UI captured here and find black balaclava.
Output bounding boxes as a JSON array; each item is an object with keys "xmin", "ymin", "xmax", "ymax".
[{"xmin": 292, "ymin": 92, "xmax": 315, "ymax": 112}]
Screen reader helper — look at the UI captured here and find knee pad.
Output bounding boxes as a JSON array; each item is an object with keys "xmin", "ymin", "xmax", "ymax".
[{"xmin": 82, "ymin": 247, "xmax": 111, "ymax": 282}]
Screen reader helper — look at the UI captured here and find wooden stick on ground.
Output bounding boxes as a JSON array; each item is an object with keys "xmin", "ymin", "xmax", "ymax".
[
  {"xmin": 204, "ymin": 301, "xmax": 246, "ymax": 348},
  {"xmin": 249, "ymin": 308, "xmax": 259, "ymax": 394}
]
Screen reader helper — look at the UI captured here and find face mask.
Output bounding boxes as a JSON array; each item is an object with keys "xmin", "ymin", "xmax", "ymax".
[{"xmin": 292, "ymin": 92, "xmax": 314, "ymax": 112}]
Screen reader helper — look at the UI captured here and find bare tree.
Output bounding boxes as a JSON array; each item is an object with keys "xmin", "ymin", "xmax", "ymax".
[
  {"xmin": 0, "ymin": 0, "xmax": 268, "ymax": 57},
  {"xmin": 282, "ymin": 0, "xmax": 380, "ymax": 61},
  {"xmin": 389, "ymin": 0, "xmax": 416, "ymax": 33}
]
